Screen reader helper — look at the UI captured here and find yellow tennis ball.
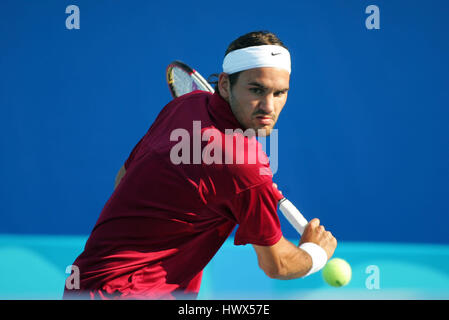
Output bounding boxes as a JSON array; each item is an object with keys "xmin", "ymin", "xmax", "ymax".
[{"xmin": 322, "ymin": 258, "xmax": 352, "ymax": 287}]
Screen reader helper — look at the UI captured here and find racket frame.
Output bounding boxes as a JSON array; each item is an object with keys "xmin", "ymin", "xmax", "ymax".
[{"xmin": 166, "ymin": 60, "xmax": 214, "ymax": 98}]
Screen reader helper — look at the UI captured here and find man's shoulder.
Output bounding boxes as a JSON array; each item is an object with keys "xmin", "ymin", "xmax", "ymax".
[
  {"xmin": 164, "ymin": 90, "xmax": 214, "ymax": 124},
  {"xmin": 200, "ymin": 133, "xmax": 274, "ymax": 194},
  {"xmin": 225, "ymin": 160, "xmax": 273, "ymax": 192}
]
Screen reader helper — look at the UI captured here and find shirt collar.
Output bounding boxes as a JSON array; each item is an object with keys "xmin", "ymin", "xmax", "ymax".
[{"xmin": 207, "ymin": 92, "xmax": 243, "ymax": 132}]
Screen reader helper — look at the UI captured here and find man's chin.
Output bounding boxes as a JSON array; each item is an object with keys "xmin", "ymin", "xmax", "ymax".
[
  {"xmin": 241, "ymin": 124, "xmax": 274, "ymax": 137},
  {"xmin": 255, "ymin": 126, "xmax": 273, "ymax": 137}
]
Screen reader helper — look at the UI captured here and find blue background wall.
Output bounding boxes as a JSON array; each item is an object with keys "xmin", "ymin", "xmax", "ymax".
[{"xmin": 1, "ymin": 0, "xmax": 448, "ymax": 243}]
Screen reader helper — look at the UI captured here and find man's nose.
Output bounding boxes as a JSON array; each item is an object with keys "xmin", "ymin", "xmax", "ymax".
[{"xmin": 259, "ymin": 94, "xmax": 275, "ymax": 115}]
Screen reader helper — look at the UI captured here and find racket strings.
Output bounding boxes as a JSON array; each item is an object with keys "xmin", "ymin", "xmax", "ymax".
[
  {"xmin": 170, "ymin": 66, "xmax": 214, "ymax": 97},
  {"xmin": 172, "ymin": 68, "xmax": 193, "ymax": 96}
]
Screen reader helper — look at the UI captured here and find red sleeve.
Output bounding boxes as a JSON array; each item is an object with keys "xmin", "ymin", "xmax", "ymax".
[{"xmin": 231, "ymin": 181, "xmax": 284, "ymax": 246}]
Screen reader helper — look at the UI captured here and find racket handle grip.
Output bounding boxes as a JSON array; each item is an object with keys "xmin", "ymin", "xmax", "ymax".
[{"xmin": 279, "ymin": 198, "xmax": 308, "ymax": 235}]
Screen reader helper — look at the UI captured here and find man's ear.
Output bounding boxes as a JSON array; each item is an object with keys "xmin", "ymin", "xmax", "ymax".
[{"xmin": 218, "ymin": 72, "xmax": 231, "ymax": 102}]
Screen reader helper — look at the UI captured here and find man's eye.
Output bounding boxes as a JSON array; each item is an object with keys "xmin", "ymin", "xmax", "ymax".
[
  {"xmin": 250, "ymin": 88, "xmax": 264, "ymax": 95},
  {"xmin": 274, "ymin": 90, "xmax": 287, "ymax": 97}
]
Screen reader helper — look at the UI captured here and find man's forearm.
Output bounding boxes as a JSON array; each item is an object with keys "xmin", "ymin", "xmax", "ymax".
[
  {"xmin": 254, "ymin": 219, "xmax": 336, "ymax": 280},
  {"xmin": 254, "ymin": 236, "xmax": 313, "ymax": 280},
  {"xmin": 274, "ymin": 238, "xmax": 313, "ymax": 279}
]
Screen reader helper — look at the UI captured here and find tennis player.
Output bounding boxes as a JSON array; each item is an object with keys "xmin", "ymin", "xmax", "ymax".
[{"xmin": 63, "ymin": 31, "xmax": 337, "ymax": 300}]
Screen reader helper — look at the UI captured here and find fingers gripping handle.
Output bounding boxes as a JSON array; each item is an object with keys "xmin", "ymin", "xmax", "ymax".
[
  {"xmin": 278, "ymin": 198, "xmax": 308, "ymax": 235},
  {"xmin": 278, "ymin": 198, "xmax": 328, "ymax": 277}
]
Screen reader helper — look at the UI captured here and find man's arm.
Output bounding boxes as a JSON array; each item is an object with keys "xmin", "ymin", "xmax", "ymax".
[
  {"xmin": 252, "ymin": 218, "xmax": 337, "ymax": 279},
  {"xmin": 114, "ymin": 165, "xmax": 126, "ymax": 189}
]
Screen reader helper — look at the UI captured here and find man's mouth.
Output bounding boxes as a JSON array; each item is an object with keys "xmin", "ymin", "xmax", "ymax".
[{"xmin": 255, "ymin": 115, "xmax": 273, "ymax": 125}]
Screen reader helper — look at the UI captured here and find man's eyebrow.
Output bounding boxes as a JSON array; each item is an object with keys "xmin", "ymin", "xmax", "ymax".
[
  {"xmin": 247, "ymin": 82, "xmax": 267, "ymax": 89},
  {"xmin": 248, "ymin": 82, "xmax": 289, "ymax": 92}
]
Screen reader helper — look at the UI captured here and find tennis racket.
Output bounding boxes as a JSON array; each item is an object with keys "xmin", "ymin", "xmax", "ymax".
[
  {"xmin": 166, "ymin": 60, "xmax": 214, "ymax": 98},
  {"xmin": 165, "ymin": 60, "xmax": 309, "ymax": 235}
]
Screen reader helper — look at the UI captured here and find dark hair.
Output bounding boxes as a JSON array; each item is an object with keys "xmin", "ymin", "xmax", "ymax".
[{"xmin": 208, "ymin": 30, "xmax": 287, "ymax": 93}]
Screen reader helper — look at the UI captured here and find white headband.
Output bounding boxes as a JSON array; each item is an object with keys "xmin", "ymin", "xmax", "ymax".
[{"xmin": 222, "ymin": 45, "xmax": 291, "ymax": 75}]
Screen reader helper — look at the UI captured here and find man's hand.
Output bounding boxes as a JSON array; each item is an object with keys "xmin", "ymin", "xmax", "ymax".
[
  {"xmin": 272, "ymin": 183, "xmax": 282, "ymax": 195},
  {"xmin": 300, "ymin": 218, "xmax": 337, "ymax": 260}
]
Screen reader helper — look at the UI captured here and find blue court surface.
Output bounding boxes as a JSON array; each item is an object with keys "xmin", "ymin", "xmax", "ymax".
[{"xmin": 1, "ymin": 234, "xmax": 448, "ymax": 300}]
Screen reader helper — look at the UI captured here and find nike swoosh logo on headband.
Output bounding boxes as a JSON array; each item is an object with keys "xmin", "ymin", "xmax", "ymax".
[{"xmin": 271, "ymin": 52, "xmax": 281, "ymax": 56}]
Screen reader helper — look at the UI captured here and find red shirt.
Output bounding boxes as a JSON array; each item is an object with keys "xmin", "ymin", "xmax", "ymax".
[{"xmin": 63, "ymin": 91, "xmax": 283, "ymax": 300}]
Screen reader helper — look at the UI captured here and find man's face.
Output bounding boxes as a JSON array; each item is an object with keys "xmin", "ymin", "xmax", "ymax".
[{"xmin": 219, "ymin": 67, "xmax": 290, "ymax": 136}]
